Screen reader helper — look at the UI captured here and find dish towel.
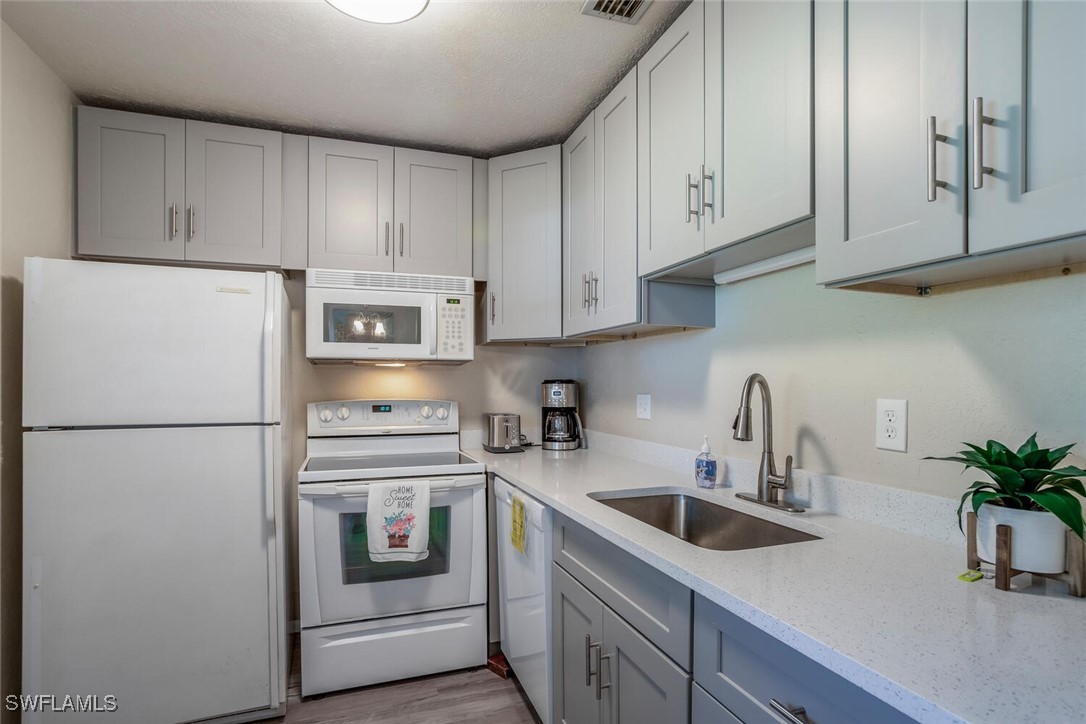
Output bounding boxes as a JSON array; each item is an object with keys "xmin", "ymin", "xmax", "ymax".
[{"xmin": 367, "ymin": 481, "xmax": 430, "ymax": 563}]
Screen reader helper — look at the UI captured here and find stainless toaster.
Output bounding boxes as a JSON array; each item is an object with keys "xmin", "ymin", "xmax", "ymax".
[{"xmin": 483, "ymin": 413, "xmax": 524, "ymax": 453}]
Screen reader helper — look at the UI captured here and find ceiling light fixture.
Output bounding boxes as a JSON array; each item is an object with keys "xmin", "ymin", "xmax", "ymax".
[{"xmin": 326, "ymin": 0, "xmax": 429, "ymax": 24}]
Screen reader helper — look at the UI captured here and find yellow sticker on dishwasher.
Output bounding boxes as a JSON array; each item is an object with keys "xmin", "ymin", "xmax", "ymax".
[{"xmin": 511, "ymin": 496, "xmax": 527, "ymax": 554}]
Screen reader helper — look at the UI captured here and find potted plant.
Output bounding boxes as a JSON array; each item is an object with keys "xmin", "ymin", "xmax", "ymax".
[
  {"xmin": 382, "ymin": 510, "xmax": 416, "ymax": 549},
  {"xmin": 927, "ymin": 434, "xmax": 1085, "ymax": 574}
]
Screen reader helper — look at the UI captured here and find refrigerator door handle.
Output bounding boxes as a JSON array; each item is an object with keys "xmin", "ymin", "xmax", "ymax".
[{"xmin": 262, "ymin": 274, "xmax": 279, "ymax": 424}]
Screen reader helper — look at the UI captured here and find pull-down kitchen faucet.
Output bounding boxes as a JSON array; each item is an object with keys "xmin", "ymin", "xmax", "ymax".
[{"xmin": 732, "ymin": 373, "xmax": 804, "ymax": 513}]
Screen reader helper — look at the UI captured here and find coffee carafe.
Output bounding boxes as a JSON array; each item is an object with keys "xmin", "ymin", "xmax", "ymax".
[{"xmin": 541, "ymin": 380, "xmax": 585, "ymax": 451}]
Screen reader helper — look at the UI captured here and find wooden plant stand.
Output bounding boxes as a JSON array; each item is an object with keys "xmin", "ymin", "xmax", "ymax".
[{"xmin": 966, "ymin": 512, "xmax": 1086, "ymax": 596}]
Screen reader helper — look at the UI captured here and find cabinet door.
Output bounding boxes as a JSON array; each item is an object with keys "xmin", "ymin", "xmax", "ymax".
[
  {"xmin": 815, "ymin": 0, "xmax": 967, "ymax": 284},
  {"xmin": 602, "ymin": 607, "xmax": 691, "ymax": 724},
  {"xmin": 968, "ymin": 0, "xmax": 1086, "ymax": 254},
  {"xmin": 637, "ymin": 0, "xmax": 706, "ymax": 276},
  {"xmin": 704, "ymin": 0, "xmax": 812, "ymax": 251},
  {"xmin": 563, "ymin": 113, "xmax": 596, "ymax": 337},
  {"xmin": 77, "ymin": 107, "xmax": 185, "ymax": 260},
  {"xmin": 593, "ymin": 69, "xmax": 640, "ymax": 332},
  {"xmin": 487, "ymin": 146, "xmax": 562, "ymax": 341},
  {"xmin": 185, "ymin": 121, "xmax": 282, "ymax": 266},
  {"xmin": 393, "ymin": 148, "xmax": 473, "ymax": 276},
  {"xmin": 553, "ymin": 565, "xmax": 604, "ymax": 724},
  {"xmin": 308, "ymin": 137, "xmax": 394, "ymax": 272}
]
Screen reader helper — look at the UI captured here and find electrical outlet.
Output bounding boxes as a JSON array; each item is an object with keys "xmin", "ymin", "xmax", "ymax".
[
  {"xmin": 876, "ymin": 399, "xmax": 907, "ymax": 452},
  {"xmin": 636, "ymin": 394, "xmax": 651, "ymax": 420}
]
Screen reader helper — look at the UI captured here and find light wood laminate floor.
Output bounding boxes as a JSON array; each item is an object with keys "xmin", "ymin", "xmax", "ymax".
[{"xmin": 279, "ymin": 645, "xmax": 539, "ymax": 724}]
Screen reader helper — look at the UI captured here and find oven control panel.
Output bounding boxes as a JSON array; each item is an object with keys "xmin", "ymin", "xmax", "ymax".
[{"xmin": 307, "ymin": 399, "xmax": 458, "ymax": 436}]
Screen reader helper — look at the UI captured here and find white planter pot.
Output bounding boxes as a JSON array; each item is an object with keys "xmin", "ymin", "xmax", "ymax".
[{"xmin": 976, "ymin": 503, "xmax": 1067, "ymax": 574}]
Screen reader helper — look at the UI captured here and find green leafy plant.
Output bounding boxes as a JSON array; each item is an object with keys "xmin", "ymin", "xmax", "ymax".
[{"xmin": 926, "ymin": 434, "xmax": 1086, "ymax": 538}]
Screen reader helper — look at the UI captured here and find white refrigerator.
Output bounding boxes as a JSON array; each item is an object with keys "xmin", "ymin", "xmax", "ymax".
[{"xmin": 22, "ymin": 257, "xmax": 291, "ymax": 724}]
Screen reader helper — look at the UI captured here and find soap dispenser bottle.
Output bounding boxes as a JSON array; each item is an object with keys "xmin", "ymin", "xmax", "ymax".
[{"xmin": 695, "ymin": 435, "xmax": 718, "ymax": 488}]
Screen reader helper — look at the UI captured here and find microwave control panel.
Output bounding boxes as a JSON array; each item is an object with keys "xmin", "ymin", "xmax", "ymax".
[{"xmin": 437, "ymin": 295, "xmax": 473, "ymax": 360}]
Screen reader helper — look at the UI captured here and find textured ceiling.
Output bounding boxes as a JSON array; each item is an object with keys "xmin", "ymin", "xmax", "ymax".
[{"xmin": 1, "ymin": 0, "xmax": 688, "ymax": 157}]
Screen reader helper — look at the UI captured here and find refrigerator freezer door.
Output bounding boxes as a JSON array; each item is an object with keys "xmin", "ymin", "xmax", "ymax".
[
  {"xmin": 23, "ymin": 426, "xmax": 282, "ymax": 724},
  {"xmin": 23, "ymin": 257, "xmax": 282, "ymax": 427}
]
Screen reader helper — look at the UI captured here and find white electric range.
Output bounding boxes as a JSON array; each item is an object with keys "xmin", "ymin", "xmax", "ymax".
[{"xmin": 297, "ymin": 399, "xmax": 487, "ymax": 697}]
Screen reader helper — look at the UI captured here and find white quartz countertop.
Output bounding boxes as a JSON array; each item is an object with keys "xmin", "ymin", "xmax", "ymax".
[{"xmin": 464, "ymin": 445, "xmax": 1086, "ymax": 724}]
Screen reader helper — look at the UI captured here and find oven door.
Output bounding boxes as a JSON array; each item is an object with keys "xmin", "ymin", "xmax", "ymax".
[
  {"xmin": 298, "ymin": 475, "xmax": 486, "ymax": 627},
  {"xmin": 305, "ymin": 287, "xmax": 437, "ymax": 361}
]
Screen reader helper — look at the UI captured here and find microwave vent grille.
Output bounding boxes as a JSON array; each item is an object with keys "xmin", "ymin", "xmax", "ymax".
[{"xmin": 308, "ymin": 270, "xmax": 473, "ymax": 294}]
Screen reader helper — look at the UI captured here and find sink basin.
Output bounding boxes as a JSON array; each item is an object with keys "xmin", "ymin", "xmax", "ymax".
[{"xmin": 591, "ymin": 493, "xmax": 820, "ymax": 551}]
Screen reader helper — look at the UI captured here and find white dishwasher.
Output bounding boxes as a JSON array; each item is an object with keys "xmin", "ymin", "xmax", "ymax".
[{"xmin": 494, "ymin": 476, "xmax": 553, "ymax": 724}]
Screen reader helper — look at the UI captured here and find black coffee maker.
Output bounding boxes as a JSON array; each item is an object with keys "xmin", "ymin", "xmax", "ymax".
[{"xmin": 541, "ymin": 379, "xmax": 585, "ymax": 451}]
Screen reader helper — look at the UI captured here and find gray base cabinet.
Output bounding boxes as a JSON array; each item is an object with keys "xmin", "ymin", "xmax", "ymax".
[
  {"xmin": 692, "ymin": 595, "xmax": 914, "ymax": 724},
  {"xmin": 553, "ymin": 564, "xmax": 690, "ymax": 724}
]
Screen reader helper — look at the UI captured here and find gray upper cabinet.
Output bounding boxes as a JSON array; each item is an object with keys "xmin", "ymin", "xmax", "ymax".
[
  {"xmin": 393, "ymin": 148, "xmax": 473, "ymax": 277},
  {"xmin": 308, "ymin": 137, "xmax": 395, "ymax": 272},
  {"xmin": 77, "ymin": 107, "xmax": 282, "ymax": 266},
  {"xmin": 185, "ymin": 121, "xmax": 282, "ymax": 266},
  {"xmin": 601, "ymin": 607, "xmax": 691, "ymax": 724},
  {"xmin": 563, "ymin": 68, "xmax": 639, "ymax": 338},
  {"xmin": 638, "ymin": 0, "xmax": 815, "ymax": 279},
  {"xmin": 563, "ymin": 112, "xmax": 596, "ymax": 338},
  {"xmin": 77, "ymin": 107, "xmax": 186, "ymax": 261},
  {"xmin": 637, "ymin": 0, "xmax": 705, "ymax": 276},
  {"xmin": 817, "ymin": 0, "xmax": 1086, "ymax": 288},
  {"xmin": 487, "ymin": 145, "xmax": 562, "ymax": 341},
  {"xmin": 815, "ymin": 0, "xmax": 967, "ymax": 285},
  {"xmin": 967, "ymin": 0, "xmax": 1086, "ymax": 255},
  {"xmin": 591, "ymin": 70, "xmax": 639, "ymax": 333},
  {"xmin": 703, "ymin": 0, "xmax": 812, "ymax": 253}
]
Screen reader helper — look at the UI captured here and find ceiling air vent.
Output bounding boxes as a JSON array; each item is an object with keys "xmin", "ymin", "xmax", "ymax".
[{"xmin": 581, "ymin": 0, "xmax": 652, "ymax": 25}]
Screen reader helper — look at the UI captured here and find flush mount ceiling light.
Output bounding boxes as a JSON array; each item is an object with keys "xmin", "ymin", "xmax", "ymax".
[{"xmin": 326, "ymin": 0, "xmax": 429, "ymax": 24}]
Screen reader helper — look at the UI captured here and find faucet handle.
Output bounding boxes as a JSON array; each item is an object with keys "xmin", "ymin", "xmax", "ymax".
[{"xmin": 769, "ymin": 455, "xmax": 794, "ymax": 489}]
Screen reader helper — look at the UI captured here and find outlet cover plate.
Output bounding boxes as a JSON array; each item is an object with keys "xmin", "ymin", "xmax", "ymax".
[
  {"xmin": 636, "ymin": 394, "xmax": 651, "ymax": 420},
  {"xmin": 876, "ymin": 399, "xmax": 907, "ymax": 452}
]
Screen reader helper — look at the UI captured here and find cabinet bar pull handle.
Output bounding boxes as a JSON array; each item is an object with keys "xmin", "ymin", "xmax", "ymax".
[
  {"xmin": 702, "ymin": 165, "xmax": 714, "ymax": 217},
  {"xmin": 384, "ymin": 222, "xmax": 390, "ymax": 255},
  {"xmin": 972, "ymin": 97, "xmax": 996, "ymax": 189},
  {"xmin": 170, "ymin": 203, "xmax": 178, "ymax": 239},
  {"xmin": 188, "ymin": 205, "xmax": 195, "ymax": 240},
  {"xmin": 399, "ymin": 222, "xmax": 404, "ymax": 256},
  {"xmin": 595, "ymin": 648, "xmax": 611, "ymax": 701},
  {"xmin": 490, "ymin": 292, "xmax": 496, "ymax": 325},
  {"xmin": 769, "ymin": 699, "xmax": 809, "ymax": 724},
  {"xmin": 584, "ymin": 634, "xmax": 594, "ymax": 686},
  {"xmin": 591, "ymin": 273, "xmax": 599, "ymax": 308},
  {"xmin": 926, "ymin": 116, "xmax": 949, "ymax": 202},
  {"xmin": 686, "ymin": 173, "xmax": 700, "ymax": 223},
  {"xmin": 581, "ymin": 273, "xmax": 587, "ymax": 309}
]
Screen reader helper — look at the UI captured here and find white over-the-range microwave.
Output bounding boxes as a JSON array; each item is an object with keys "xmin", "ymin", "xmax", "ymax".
[{"xmin": 305, "ymin": 269, "xmax": 474, "ymax": 364}]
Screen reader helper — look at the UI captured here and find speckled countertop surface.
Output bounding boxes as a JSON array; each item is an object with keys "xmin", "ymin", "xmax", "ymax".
[{"xmin": 465, "ymin": 445, "xmax": 1086, "ymax": 724}]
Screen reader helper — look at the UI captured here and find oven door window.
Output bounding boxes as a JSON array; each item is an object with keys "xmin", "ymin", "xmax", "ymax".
[
  {"xmin": 323, "ymin": 303, "xmax": 422, "ymax": 346},
  {"xmin": 339, "ymin": 506, "xmax": 450, "ymax": 584}
]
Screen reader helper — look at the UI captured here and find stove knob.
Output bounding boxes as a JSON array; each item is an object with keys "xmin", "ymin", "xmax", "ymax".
[
  {"xmin": 435, "ymin": 407, "xmax": 449, "ymax": 420},
  {"xmin": 336, "ymin": 406, "xmax": 351, "ymax": 420},
  {"xmin": 420, "ymin": 405, "xmax": 434, "ymax": 419},
  {"xmin": 318, "ymin": 409, "xmax": 334, "ymax": 423}
]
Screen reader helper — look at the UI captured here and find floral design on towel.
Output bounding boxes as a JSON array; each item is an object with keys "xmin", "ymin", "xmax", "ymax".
[{"xmin": 382, "ymin": 510, "xmax": 417, "ymax": 549}]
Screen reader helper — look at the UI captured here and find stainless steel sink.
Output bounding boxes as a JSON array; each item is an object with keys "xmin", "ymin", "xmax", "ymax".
[{"xmin": 592, "ymin": 493, "xmax": 820, "ymax": 551}]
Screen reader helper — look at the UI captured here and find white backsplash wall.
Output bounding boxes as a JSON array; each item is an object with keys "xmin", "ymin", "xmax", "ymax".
[
  {"xmin": 576, "ymin": 263, "xmax": 1086, "ymax": 499},
  {"xmin": 1, "ymin": 21, "xmax": 81, "ymax": 724}
]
